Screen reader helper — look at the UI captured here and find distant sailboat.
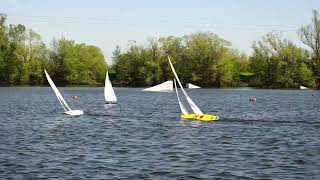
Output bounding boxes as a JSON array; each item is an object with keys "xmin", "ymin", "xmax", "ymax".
[
  {"xmin": 187, "ymin": 83, "xmax": 201, "ymax": 89},
  {"xmin": 143, "ymin": 80, "xmax": 173, "ymax": 92},
  {"xmin": 300, "ymin": 86, "xmax": 308, "ymax": 90},
  {"xmin": 168, "ymin": 57, "xmax": 219, "ymax": 121},
  {"xmin": 44, "ymin": 70, "xmax": 83, "ymax": 116},
  {"xmin": 104, "ymin": 71, "xmax": 117, "ymax": 103}
]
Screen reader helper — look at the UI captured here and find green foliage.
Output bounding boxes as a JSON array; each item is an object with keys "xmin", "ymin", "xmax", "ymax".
[
  {"xmin": 112, "ymin": 29, "xmax": 316, "ymax": 88},
  {"xmin": 299, "ymin": 9, "xmax": 320, "ymax": 88},
  {"xmin": 0, "ymin": 13, "xmax": 108, "ymax": 86},
  {"xmin": 249, "ymin": 32, "xmax": 315, "ymax": 88},
  {"xmin": 0, "ymin": 22, "xmax": 26, "ymax": 85},
  {"xmin": 1, "ymin": 11, "xmax": 320, "ymax": 89},
  {"xmin": 112, "ymin": 32, "xmax": 242, "ymax": 87},
  {"xmin": 48, "ymin": 38, "xmax": 108, "ymax": 86}
]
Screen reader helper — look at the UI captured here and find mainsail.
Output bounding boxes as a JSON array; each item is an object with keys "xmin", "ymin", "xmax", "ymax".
[
  {"xmin": 44, "ymin": 70, "xmax": 71, "ymax": 112},
  {"xmin": 104, "ymin": 71, "xmax": 117, "ymax": 103},
  {"xmin": 44, "ymin": 70, "xmax": 83, "ymax": 116},
  {"xmin": 168, "ymin": 57, "xmax": 203, "ymax": 115},
  {"xmin": 174, "ymin": 78, "xmax": 188, "ymax": 115}
]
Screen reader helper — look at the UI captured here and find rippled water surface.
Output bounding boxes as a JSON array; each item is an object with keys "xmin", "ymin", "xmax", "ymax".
[{"xmin": 0, "ymin": 87, "xmax": 319, "ymax": 179}]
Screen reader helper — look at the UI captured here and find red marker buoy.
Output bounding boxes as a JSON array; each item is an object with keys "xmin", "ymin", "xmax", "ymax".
[
  {"xmin": 249, "ymin": 97, "xmax": 256, "ymax": 102},
  {"xmin": 72, "ymin": 96, "xmax": 79, "ymax": 100}
]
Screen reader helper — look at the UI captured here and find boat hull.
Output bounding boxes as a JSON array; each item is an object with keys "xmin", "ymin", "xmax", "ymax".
[
  {"xmin": 65, "ymin": 110, "xmax": 84, "ymax": 116},
  {"xmin": 105, "ymin": 101, "xmax": 117, "ymax": 104},
  {"xmin": 180, "ymin": 114, "xmax": 219, "ymax": 121}
]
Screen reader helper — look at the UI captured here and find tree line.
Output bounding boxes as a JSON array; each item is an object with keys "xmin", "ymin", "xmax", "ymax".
[
  {"xmin": 0, "ymin": 13, "xmax": 108, "ymax": 86},
  {"xmin": 1, "ymin": 10, "xmax": 320, "ymax": 88},
  {"xmin": 112, "ymin": 10, "xmax": 320, "ymax": 88}
]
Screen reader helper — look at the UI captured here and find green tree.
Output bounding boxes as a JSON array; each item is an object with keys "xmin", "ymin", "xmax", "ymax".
[
  {"xmin": 250, "ymin": 32, "xmax": 315, "ymax": 88},
  {"xmin": 0, "ymin": 14, "xmax": 8, "ymax": 84},
  {"xmin": 3, "ymin": 24, "xmax": 26, "ymax": 84},
  {"xmin": 183, "ymin": 32, "xmax": 232, "ymax": 87},
  {"xmin": 112, "ymin": 49, "xmax": 133, "ymax": 86},
  {"xmin": 158, "ymin": 36, "xmax": 184, "ymax": 82},
  {"xmin": 112, "ymin": 32, "xmax": 242, "ymax": 87},
  {"xmin": 299, "ymin": 9, "xmax": 320, "ymax": 88},
  {"xmin": 23, "ymin": 30, "xmax": 50, "ymax": 85},
  {"xmin": 49, "ymin": 38, "xmax": 108, "ymax": 86}
]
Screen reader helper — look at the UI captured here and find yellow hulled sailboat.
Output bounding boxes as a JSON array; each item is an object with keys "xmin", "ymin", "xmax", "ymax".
[{"xmin": 169, "ymin": 57, "xmax": 219, "ymax": 121}]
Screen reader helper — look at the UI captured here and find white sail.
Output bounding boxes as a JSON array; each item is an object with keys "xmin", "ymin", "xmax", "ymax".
[
  {"xmin": 300, "ymin": 86, "xmax": 308, "ymax": 90},
  {"xmin": 104, "ymin": 71, "xmax": 117, "ymax": 103},
  {"xmin": 44, "ymin": 70, "xmax": 83, "ymax": 116},
  {"xmin": 44, "ymin": 70, "xmax": 71, "ymax": 112},
  {"xmin": 187, "ymin": 83, "xmax": 201, "ymax": 89},
  {"xmin": 143, "ymin": 81, "xmax": 173, "ymax": 92},
  {"xmin": 174, "ymin": 79, "xmax": 188, "ymax": 115},
  {"xmin": 168, "ymin": 57, "xmax": 203, "ymax": 115}
]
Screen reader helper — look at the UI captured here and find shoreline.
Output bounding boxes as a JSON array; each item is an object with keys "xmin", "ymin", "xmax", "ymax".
[{"xmin": 0, "ymin": 86, "xmax": 316, "ymax": 90}]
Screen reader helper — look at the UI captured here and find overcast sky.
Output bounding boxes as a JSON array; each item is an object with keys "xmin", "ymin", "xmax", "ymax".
[{"xmin": 1, "ymin": 0, "xmax": 319, "ymax": 64}]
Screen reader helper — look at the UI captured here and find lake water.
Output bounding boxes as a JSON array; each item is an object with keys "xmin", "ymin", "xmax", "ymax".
[{"xmin": 0, "ymin": 87, "xmax": 319, "ymax": 179}]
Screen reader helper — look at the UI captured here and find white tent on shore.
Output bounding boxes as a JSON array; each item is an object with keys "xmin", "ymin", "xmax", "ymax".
[{"xmin": 143, "ymin": 81, "xmax": 173, "ymax": 92}]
